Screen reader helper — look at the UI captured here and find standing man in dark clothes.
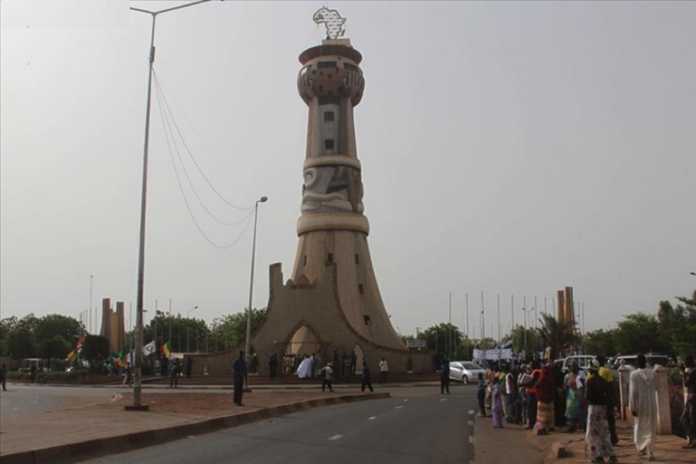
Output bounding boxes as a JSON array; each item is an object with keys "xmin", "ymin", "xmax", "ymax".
[
  {"xmin": 440, "ymin": 357, "xmax": 450, "ymax": 394},
  {"xmin": 233, "ymin": 351, "xmax": 247, "ymax": 406},
  {"xmin": 30, "ymin": 363, "xmax": 37, "ymax": 383},
  {"xmin": 0, "ymin": 363, "xmax": 7, "ymax": 391},
  {"xmin": 269, "ymin": 353, "xmax": 278, "ymax": 379},
  {"xmin": 681, "ymin": 354, "xmax": 696, "ymax": 449},
  {"xmin": 361, "ymin": 361, "xmax": 374, "ymax": 392}
]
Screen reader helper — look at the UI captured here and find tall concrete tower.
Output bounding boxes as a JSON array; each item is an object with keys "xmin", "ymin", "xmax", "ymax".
[
  {"xmin": 289, "ymin": 38, "xmax": 404, "ymax": 351},
  {"xmin": 252, "ymin": 14, "xmax": 430, "ymax": 375}
]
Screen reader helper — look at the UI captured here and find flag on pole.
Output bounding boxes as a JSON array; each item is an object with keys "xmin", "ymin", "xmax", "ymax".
[
  {"xmin": 143, "ymin": 340, "xmax": 156, "ymax": 357},
  {"xmin": 161, "ymin": 342, "xmax": 171, "ymax": 359}
]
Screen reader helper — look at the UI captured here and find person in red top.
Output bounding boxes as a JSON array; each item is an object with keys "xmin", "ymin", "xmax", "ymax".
[
  {"xmin": 523, "ymin": 359, "xmax": 542, "ymax": 429},
  {"xmin": 534, "ymin": 362, "xmax": 555, "ymax": 435}
]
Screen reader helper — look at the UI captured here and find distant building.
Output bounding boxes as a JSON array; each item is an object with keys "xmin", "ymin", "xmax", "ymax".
[
  {"xmin": 100, "ymin": 298, "xmax": 125, "ymax": 354},
  {"xmin": 556, "ymin": 287, "xmax": 575, "ymax": 326}
]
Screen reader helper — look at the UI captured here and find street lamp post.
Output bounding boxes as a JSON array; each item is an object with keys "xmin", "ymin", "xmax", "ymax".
[
  {"xmin": 186, "ymin": 306, "xmax": 198, "ymax": 353},
  {"xmin": 127, "ymin": 0, "xmax": 220, "ymax": 412},
  {"xmin": 244, "ymin": 196, "xmax": 268, "ymax": 386}
]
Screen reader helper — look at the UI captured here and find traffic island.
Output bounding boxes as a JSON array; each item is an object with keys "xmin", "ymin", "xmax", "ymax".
[{"xmin": 0, "ymin": 390, "xmax": 389, "ymax": 464}]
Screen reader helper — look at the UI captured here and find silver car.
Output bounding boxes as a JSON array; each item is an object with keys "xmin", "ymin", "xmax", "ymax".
[{"xmin": 449, "ymin": 361, "xmax": 485, "ymax": 384}]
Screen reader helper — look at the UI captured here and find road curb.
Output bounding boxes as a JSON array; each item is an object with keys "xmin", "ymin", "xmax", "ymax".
[{"xmin": 0, "ymin": 392, "xmax": 390, "ymax": 464}]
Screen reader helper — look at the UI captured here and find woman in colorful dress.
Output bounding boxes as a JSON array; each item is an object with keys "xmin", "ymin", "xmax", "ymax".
[
  {"xmin": 564, "ymin": 363, "xmax": 580, "ymax": 432},
  {"xmin": 491, "ymin": 376, "xmax": 504, "ymax": 428},
  {"xmin": 534, "ymin": 361, "xmax": 555, "ymax": 435},
  {"xmin": 585, "ymin": 362, "xmax": 617, "ymax": 464}
]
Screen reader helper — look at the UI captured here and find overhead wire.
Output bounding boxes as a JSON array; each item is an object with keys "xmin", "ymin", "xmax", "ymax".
[
  {"xmin": 154, "ymin": 72, "xmax": 254, "ymax": 249},
  {"xmin": 153, "ymin": 69, "xmax": 251, "ymax": 211},
  {"xmin": 153, "ymin": 70, "xmax": 250, "ymax": 227}
]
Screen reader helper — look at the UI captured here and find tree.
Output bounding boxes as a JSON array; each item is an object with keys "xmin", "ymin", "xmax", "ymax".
[
  {"xmin": 6, "ymin": 314, "xmax": 39, "ymax": 359},
  {"xmin": 39, "ymin": 336, "xmax": 71, "ymax": 366},
  {"xmin": 81, "ymin": 335, "xmax": 110, "ymax": 370},
  {"xmin": 418, "ymin": 323, "xmax": 468, "ymax": 359},
  {"xmin": 537, "ymin": 313, "xmax": 579, "ymax": 360},
  {"xmin": 7, "ymin": 326, "xmax": 37, "ymax": 359},
  {"xmin": 142, "ymin": 311, "xmax": 212, "ymax": 353},
  {"xmin": 613, "ymin": 313, "xmax": 668, "ymax": 355},
  {"xmin": 34, "ymin": 315, "xmax": 84, "ymax": 349},
  {"xmin": 209, "ymin": 308, "xmax": 268, "ymax": 353},
  {"xmin": 582, "ymin": 329, "xmax": 617, "ymax": 356},
  {"xmin": 509, "ymin": 325, "xmax": 540, "ymax": 354}
]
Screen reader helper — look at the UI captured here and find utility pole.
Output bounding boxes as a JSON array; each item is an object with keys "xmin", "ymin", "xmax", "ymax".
[
  {"xmin": 496, "ymin": 293, "xmax": 501, "ymax": 343},
  {"xmin": 89, "ymin": 274, "xmax": 94, "ymax": 334},
  {"xmin": 127, "ymin": 0, "xmax": 220, "ymax": 412},
  {"xmin": 465, "ymin": 292, "xmax": 469, "ymax": 339},
  {"xmin": 510, "ymin": 294, "xmax": 515, "ymax": 333},
  {"xmin": 480, "ymin": 291, "xmax": 485, "ymax": 340},
  {"xmin": 448, "ymin": 291, "xmax": 452, "ymax": 358},
  {"xmin": 244, "ymin": 196, "xmax": 268, "ymax": 389}
]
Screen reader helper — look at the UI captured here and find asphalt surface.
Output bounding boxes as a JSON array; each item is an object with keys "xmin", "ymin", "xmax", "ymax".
[{"xmin": 79, "ymin": 385, "xmax": 478, "ymax": 464}]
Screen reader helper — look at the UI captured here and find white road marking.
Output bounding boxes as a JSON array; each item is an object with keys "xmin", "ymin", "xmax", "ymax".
[
  {"xmin": 368, "ymin": 416, "xmax": 377, "ymax": 421},
  {"xmin": 468, "ymin": 409, "xmax": 475, "ymax": 415},
  {"xmin": 403, "ymin": 399, "xmax": 409, "ymax": 402},
  {"xmin": 328, "ymin": 434, "xmax": 343, "ymax": 441},
  {"xmin": 468, "ymin": 435, "xmax": 474, "ymax": 444},
  {"xmin": 440, "ymin": 398, "xmax": 447, "ymax": 402},
  {"xmin": 467, "ymin": 420, "xmax": 474, "ymax": 426},
  {"xmin": 395, "ymin": 405, "xmax": 404, "ymax": 409}
]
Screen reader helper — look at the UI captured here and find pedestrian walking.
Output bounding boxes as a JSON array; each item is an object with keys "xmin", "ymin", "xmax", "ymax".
[
  {"xmin": 320, "ymin": 361, "xmax": 334, "ymax": 392},
  {"xmin": 233, "ymin": 351, "xmax": 247, "ymax": 406},
  {"xmin": 629, "ymin": 353, "xmax": 657, "ymax": 461},
  {"xmin": 379, "ymin": 357, "xmax": 389, "ymax": 383},
  {"xmin": 440, "ymin": 358, "xmax": 450, "ymax": 395},
  {"xmin": 681, "ymin": 354, "xmax": 696, "ymax": 449},
  {"xmin": 586, "ymin": 362, "xmax": 617, "ymax": 464},
  {"xmin": 361, "ymin": 361, "xmax": 374, "ymax": 392},
  {"xmin": 169, "ymin": 359, "xmax": 180, "ymax": 388},
  {"xmin": 0, "ymin": 363, "xmax": 7, "ymax": 392}
]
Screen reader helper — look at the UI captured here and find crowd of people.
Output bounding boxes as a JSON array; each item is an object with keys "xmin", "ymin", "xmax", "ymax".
[{"xmin": 473, "ymin": 353, "xmax": 696, "ymax": 464}]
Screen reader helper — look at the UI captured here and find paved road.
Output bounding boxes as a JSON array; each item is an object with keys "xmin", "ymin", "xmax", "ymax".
[{"xmin": 80, "ymin": 386, "xmax": 477, "ymax": 464}]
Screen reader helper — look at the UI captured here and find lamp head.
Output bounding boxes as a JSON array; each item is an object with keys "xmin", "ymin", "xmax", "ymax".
[{"xmin": 259, "ymin": 196, "xmax": 268, "ymax": 203}]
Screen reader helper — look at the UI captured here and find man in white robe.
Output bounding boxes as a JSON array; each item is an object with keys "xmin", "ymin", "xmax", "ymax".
[
  {"xmin": 629, "ymin": 354, "xmax": 657, "ymax": 460},
  {"xmin": 296, "ymin": 355, "xmax": 312, "ymax": 379}
]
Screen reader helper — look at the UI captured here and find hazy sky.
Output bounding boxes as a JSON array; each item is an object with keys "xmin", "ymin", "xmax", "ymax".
[{"xmin": 1, "ymin": 1, "xmax": 695, "ymax": 339}]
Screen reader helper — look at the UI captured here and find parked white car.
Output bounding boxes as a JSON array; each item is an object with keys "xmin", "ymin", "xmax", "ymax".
[{"xmin": 449, "ymin": 361, "xmax": 485, "ymax": 384}]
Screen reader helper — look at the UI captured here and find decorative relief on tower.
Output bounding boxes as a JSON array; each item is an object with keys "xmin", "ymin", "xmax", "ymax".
[
  {"xmin": 302, "ymin": 166, "xmax": 364, "ymax": 213},
  {"xmin": 297, "ymin": 61, "xmax": 364, "ymax": 106}
]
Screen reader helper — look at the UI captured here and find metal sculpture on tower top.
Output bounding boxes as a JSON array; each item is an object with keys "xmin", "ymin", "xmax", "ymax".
[{"xmin": 313, "ymin": 6, "xmax": 346, "ymax": 40}]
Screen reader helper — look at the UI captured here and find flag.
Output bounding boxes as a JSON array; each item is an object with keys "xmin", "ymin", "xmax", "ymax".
[
  {"xmin": 66, "ymin": 350, "xmax": 77, "ymax": 362},
  {"xmin": 143, "ymin": 340, "xmax": 156, "ymax": 357},
  {"xmin": 161, "ymin": 342, "xmax": 171, "ymax": 359}
]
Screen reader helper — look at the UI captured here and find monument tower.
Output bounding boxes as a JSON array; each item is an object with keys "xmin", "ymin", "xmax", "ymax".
[{"xmin": 252, "ymin": 9, "xmax": 428, "ymax": 374}]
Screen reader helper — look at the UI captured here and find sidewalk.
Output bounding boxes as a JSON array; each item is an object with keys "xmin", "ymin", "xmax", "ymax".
[
  {"xmin": 0, "ymin": 388, "xmax": 388, "ymax": 463},
  {"xmin": 545, "ymin": 420, "xmax": 695, "ymax": 464},
  {"xmin": 474, "ymin": 416, "xmax": 552, "ymax": 464}
]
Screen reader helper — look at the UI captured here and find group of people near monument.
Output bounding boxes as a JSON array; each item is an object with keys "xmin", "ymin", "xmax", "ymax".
[{"xmin": 475, "ymin": 353, "xmax": 696, "ymax": 463}]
